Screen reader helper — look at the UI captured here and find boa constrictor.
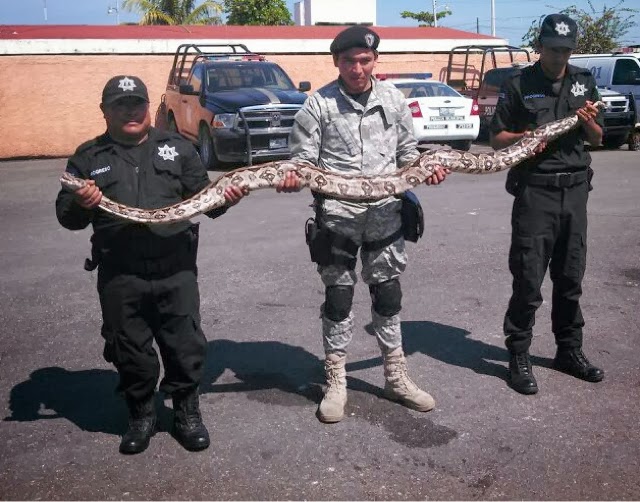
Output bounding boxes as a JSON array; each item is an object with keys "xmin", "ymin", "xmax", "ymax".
[{"xmin": 60, "ymin": 103, "xmax": 604, "ymax": 224}]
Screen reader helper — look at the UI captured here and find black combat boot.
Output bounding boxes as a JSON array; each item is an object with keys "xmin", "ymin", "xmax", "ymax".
[
  {"xmin": 172, "ymin": 389, "xmax": 210, "ymax": 451},
  {"xmin": 552, "ymin": 348, "xmax": 604, "ymax": 382},
  {"xmin": 119, "ymin": 395, "xmax": 156, "ymax": 454},
  {"xmin": 508, "ymin": 352, "xmax": 538, "ymax": 395}
]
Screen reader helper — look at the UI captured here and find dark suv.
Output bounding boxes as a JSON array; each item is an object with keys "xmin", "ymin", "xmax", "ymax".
[{"xmin": 164, "ymin": 44, "xmax": 311, "ymax": 168}]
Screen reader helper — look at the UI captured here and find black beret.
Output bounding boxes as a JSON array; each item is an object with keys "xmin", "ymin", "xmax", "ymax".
[{"xmin": 330, "ymin": 25, "xmax": 380, "ymax": 55}]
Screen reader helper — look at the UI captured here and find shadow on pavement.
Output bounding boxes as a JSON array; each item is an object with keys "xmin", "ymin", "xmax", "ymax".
[
  {"xmin": 5, "ymin": 324, "xmax": 553, "ymax": 432},
  {"xmin": 201, "ymin": 339, "xmax": 388, "ymax": 402},
  {"xmin": 4, "ymin": 367, "xmax": 127, "ymax": 434},
  {"xmin": 351, "ymin": 320, "xmax": 554, "ymax": 383}
]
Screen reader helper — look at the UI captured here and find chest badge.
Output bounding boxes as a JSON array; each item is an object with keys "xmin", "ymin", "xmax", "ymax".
[
  {"xmin": 570, "ymin": 82, "xmax": 587, "ymax": 97},
  {"xmin": 158, "ymin": 144, "xmax": 179, "ymax": 161}
]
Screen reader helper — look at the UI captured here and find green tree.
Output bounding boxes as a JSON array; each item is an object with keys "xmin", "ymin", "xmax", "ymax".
[
  {"xmin": 522, "ymin": 1, "xmax": 638, "ymax": 53},
  {"xmin": 122, "ymin": 0, "xmax": 223, "ymax": 25},
  {"xmin": 400, "ymin": 9, "xmax": 452, "ymax": 27},
  {"xmin": 224, "ymin": 0, "xmax": 293, "ymax": 26}
]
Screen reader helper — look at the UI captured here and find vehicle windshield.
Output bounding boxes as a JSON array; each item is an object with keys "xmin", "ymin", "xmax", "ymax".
[
  {"xmin": 206, "ymin": 63, "xmax": 296, "ymax": 92},
  {"xmin": 393, "ymin": 81, "xmax": 462, "ymax": 99}
]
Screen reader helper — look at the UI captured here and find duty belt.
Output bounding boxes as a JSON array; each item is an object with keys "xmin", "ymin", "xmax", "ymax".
[{"xmin": 525, "ymin": 171, "xmax": 588, "ymax": 188}]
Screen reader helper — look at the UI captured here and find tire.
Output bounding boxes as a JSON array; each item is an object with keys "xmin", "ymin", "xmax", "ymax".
[
  {"xmin": 450, "ymin": 139, "xmax": 472, "ymax": 151},
  {"xmin": 602, "ymin": 133, "xmax": 628, "ymax": 150},
  {"xmin": 198, "ymin": 124, "xmax": 219, "ymax": 170},
  {"xmin": 167, "ymin": 112, "xmax": 178, "ymax": 133}
]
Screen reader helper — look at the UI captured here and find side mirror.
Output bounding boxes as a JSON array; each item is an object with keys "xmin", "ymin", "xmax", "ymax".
[
  {"xmin": 179, "ymin": 84, "xmax": 195, "ymax": 95},
  {"xmin": 298, "ymin": 81, "xmax": 311, "ymax": 92}
]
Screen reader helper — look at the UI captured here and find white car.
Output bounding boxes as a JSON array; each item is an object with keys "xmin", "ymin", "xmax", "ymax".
[{"xmin": 377, "ymin": 73, "xmax": 480, "ymax": 151}]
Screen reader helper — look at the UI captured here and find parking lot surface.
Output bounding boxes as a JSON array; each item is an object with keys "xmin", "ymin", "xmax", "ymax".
[{"xmin": 0, "ymin": 146, "xmax": 639, "ymax": 500}]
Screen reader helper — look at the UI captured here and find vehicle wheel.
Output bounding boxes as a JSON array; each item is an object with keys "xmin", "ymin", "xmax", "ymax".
[
  {"xmin": 198, "ymin": 124, "xmax": 219, "ymax": 170},
  {"xmin": 167, "ymin": 112, "xmax": 178, "ymax": 133},
  {"xmin": 602, "ymin": 133, "xmax": 628, "ymax": 150},
  {"xmin": 450, "ymin": 140, "xmax": 472, "ymax": 151}
]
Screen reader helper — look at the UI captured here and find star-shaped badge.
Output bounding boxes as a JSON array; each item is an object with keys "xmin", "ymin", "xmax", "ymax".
[
  {"xmin": 158, "ymin": 144, "xmax": 179, "ymax": 161},
  {"xmin": 118, "ymin": 77, "xmax": 137, "ymax": 92},
  {"xmin": 555, "ymin": 21, "xmax": 571, "ymax": 36},
  {"xmin": 570, "ymin": 82, "xmax": 587, "ymax": 97}
]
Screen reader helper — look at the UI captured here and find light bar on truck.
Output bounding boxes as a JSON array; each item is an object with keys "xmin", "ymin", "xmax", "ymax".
[
  {"xmin": 375, "ymin": 73, "xmax": 433, "ymax": 80},
  {"xmin": 206, "ymin": 54, "xmax": 266, "ymax": 61}
]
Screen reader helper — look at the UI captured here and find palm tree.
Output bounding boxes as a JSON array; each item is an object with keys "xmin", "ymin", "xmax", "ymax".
[{"xmin": 122, "ymin": 0, "xmax": 223, "ymax": 25}]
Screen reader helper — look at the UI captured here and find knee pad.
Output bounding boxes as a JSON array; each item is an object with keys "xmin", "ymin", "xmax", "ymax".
[
  {"xmin": 370, "ymin": 279, "xmax": 402, "ymax": 317},
  {"xmin": 324, "ymin": 285, "xmax": 354, "ymax": 322}
]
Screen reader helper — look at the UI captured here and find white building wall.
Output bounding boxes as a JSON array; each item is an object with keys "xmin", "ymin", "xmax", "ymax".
[{"xmin": 294, "ymin": 0, "xmax": 376, "ymax": 26}]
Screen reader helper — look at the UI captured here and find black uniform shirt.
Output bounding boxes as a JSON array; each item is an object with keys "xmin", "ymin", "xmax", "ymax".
[
  {"xmin": 490, "ymin": 62, "xmax": 603, "ymax": 173},
  {"xmin": 55, "ymin": 127, "xmax": 226, "ymax": 254}
]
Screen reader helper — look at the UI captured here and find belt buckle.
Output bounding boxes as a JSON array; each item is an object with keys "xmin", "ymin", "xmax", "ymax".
[{"xmin": 556, "ymin": 172, "xmax": 572, "ymax": 188}]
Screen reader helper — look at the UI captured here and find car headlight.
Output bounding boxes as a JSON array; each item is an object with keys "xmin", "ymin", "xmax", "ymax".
[{"xmin": 212, "ymin": 113, "xmax": 236, "ymax": 129}]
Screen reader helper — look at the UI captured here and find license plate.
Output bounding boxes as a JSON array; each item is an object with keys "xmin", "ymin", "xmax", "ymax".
[
  {"xmin": 456, "ymin": 123, "xmax": 474, "ymax": 129},
  {"xmin": 432, "ymin": 115, "xmax": 463, "ymax": 121},
  {"xmin": 269, "ymin": 138, "xmax": 287, "ymax": 149},
  {"xmin": 483, "ymin": 106, "xmax": 496, "ymax": 116}
]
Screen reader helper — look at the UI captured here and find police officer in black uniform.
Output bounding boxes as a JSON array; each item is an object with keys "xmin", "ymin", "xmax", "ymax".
[
  {"xmin": 490, "ymin": 14, "xmax": 605, "ymax": 395},
  {"xmin": 55, "ymin": 75, "xmax": 247, "ymax": 454}
]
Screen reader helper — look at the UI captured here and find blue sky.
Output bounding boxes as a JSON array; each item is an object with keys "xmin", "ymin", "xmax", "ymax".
[{"xmin": 1, "ymin": 0, "xmax": 638, "ymax": 46}]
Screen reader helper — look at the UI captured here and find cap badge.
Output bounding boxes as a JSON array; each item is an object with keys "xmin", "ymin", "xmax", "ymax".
[
  {"xmin": 570, "ymin": 82, "xmax": 587, "ymax": 97},
  {"xmin": 554, "ymin": 21, "xmax": 571, "ymax": 36},
  {"xmin": 118, "ymin": 77, "xmax": 137, "ymax": 92},
  {"xmin": 364, "ymin": 33, "xmax": 375, "ymax": 47}
]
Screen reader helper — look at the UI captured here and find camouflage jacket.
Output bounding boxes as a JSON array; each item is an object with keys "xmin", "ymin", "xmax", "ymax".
[{"xmin": 289, "ymin": 77, "xmax": 419, "ymax": 176}]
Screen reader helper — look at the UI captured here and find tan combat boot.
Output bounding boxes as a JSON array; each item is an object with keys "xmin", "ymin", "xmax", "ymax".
[
  {"xmin": 318, "ymin": 353, "xmax": 347, "ymax": 423},
  {"xmin": 383, "ymin": 348, "xmax": 435, "ymax": 412}
]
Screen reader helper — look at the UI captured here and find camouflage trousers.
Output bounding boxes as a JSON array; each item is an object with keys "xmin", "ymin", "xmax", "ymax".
[{"xmin": 317, "ymin": 197, "xmax": 407, "ymax": 355}]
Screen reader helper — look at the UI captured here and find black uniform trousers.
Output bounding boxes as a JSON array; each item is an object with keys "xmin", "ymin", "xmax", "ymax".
[
  {"xmin": 504, "ymin": 177, "xmax": 589, "ymax": 354},
  {"xmin": 96, "ymin": 233, "xmax": 206, "ymax": 403}
]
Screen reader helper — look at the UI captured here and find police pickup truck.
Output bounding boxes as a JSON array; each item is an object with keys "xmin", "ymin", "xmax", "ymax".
[{"xmin": 164, "ymin": 44, "xmax": 311, "ymax": 169}]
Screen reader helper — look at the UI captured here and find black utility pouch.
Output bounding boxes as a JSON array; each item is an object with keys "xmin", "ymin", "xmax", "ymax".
[
  {"xmin": 305, "ymin": 218, "xmax": 333, "ymax": 265},
  {"xmin": 505, "ymin": 169, "xmax": 521, "ymax": 196},
  {"xmin": 400, "ymin": 191, "xmax": 424, "ymax": 243}
]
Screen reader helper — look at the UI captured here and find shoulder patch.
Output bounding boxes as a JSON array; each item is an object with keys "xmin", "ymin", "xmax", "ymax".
[
  {"xmin": 74, "ymin": 137, "xmax": 100, "ymax": 154},
  {"xmin": 568, "ymin": 63, "xmax": 591, "ymax": 76}
]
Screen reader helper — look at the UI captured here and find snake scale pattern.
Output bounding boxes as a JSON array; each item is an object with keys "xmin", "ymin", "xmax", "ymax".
[{"xmin": 60, "ymin": 103, "xmax": 604, "ymax": 224}]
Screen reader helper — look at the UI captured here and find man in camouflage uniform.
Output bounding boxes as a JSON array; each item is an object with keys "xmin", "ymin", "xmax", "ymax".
[{"xmin": 285, "ymin": 25, "xmax": 448, "ymax": 423}]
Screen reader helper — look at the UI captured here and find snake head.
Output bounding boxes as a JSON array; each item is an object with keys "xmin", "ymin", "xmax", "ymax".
[{"xmin": 60, "ymin": 172, "xmax": 87, "ymax": 192}]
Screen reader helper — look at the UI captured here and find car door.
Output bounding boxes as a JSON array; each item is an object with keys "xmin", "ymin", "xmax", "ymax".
[
  {"xmin": 181, "ymin": 64, "xmax": 205, "ymax": 139},
  {"xmin": 611, "ymin": 58, "xmax": 640, "ymax": 114}
]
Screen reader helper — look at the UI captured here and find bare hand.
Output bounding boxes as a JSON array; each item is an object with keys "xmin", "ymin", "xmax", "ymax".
[
  {"xmin": 424, "ymin": 166, "xmax": 450, "ymax": 186},
  {"xmin": 224, "ymin": 185, "xmax": 248, "ymax": 206},
  {"xmin": 576, "ymin": 100, "xmax": 600, "ymax": 125},
  {"xmin": 74, "ymin": 179, "xmax": 102, "ymax": 209},
  {"xmin": 523, "ymin": 130, "xmax": 547, "ymax": 153},
  {"xmin": 276, "ymin": 170, "xmax": 303, "ymax": 193}
]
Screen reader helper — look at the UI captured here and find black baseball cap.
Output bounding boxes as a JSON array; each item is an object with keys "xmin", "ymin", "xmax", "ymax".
[
  {"xmin": 101, "ymin": 75, "xmax": 149, "ymax": 105},
  {"xmin": 330, "ymin": 25, "xmax": 380, "ymax": 55},
  {"xmin": 538, "ymin": 13, "xmax": 578, "ymax": 49}
]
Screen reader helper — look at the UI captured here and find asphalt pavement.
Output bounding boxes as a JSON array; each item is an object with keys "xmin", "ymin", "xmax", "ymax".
[{"xmin": 0, "ymin": 145, "xmax": 639, "ymax": 500}]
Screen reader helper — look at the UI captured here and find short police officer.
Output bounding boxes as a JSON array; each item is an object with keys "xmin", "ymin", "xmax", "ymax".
[
  {"xmin": 283, "ymin": 25, "xmax": 448, "ymax": 423},
  {"xmin": 55, "ymin": 75, "xmax": 247, "ymax": 453},
  {"xmin": 490, "ymin": 14, "xmax": 605, "ymax": 394}
]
